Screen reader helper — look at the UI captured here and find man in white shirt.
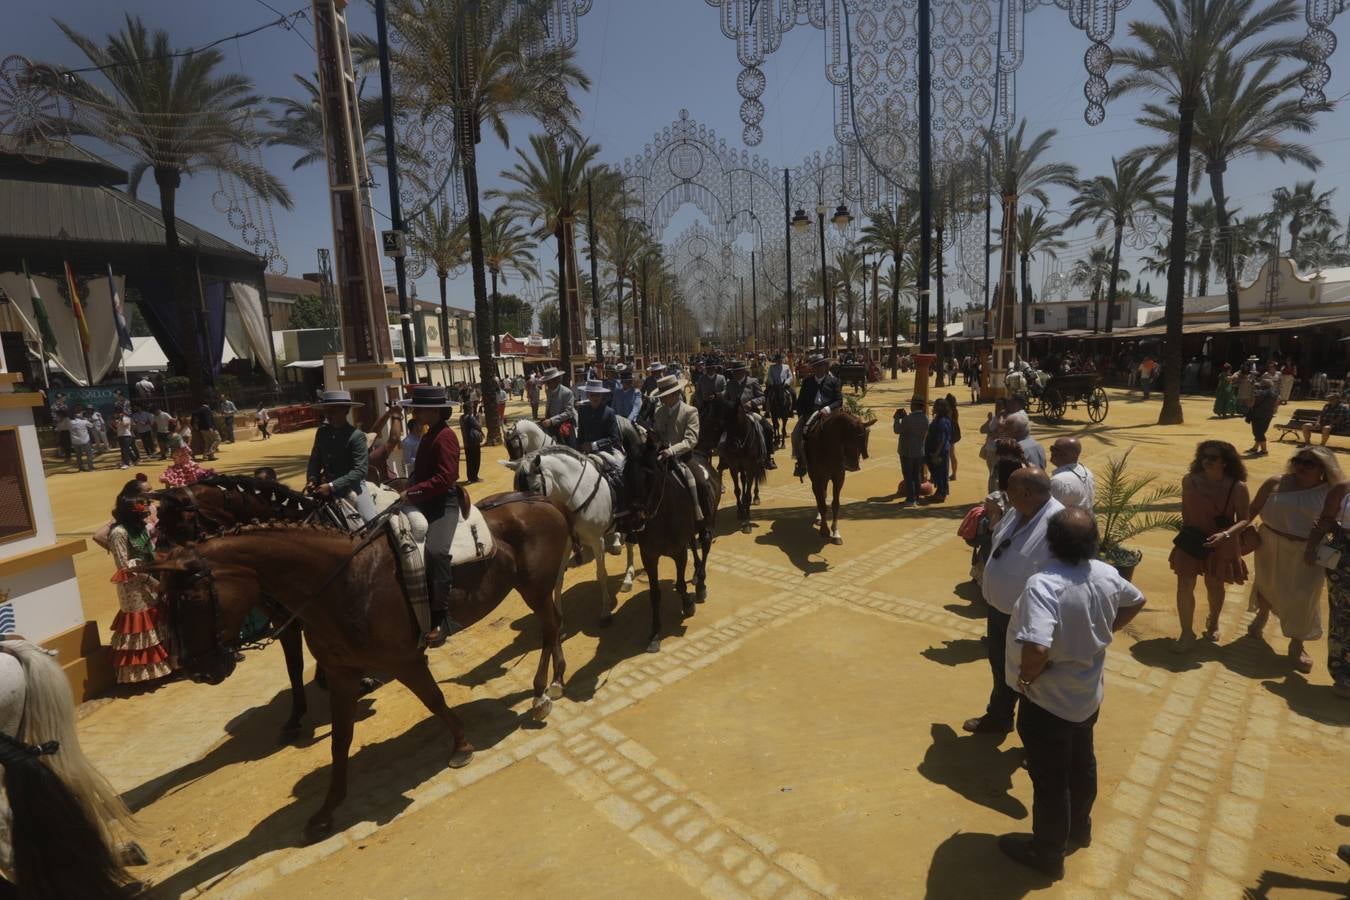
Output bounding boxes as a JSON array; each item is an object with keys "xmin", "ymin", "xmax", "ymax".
[
  {"xmin": 66, "ymin": 410, "xmax": 95, "ymax": 471},
  {"xmin": 999, "ymin": 507, "xmax": 1146, "ymax": 879},
  {"xmin": 1001, "ymin": 410, "xmax": 1046, "ymax": 469},
  {"xmin": 135, "ymin": 374, "xmax": 156, "ymax": 399},
  {"xmin": 963, "ymin": 467, "xmax": 1063, "ymax": 734},
  {"xmin": 1048, "ymin": 437, "xmax": 1095, "ymax": 512},
  {"xmin": 153, "ymin": 407, "xmax": 174, "ymax": 459}
]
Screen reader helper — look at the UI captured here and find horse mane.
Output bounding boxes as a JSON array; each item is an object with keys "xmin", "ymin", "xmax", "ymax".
[
  {"xmin": 196, "ymin": 475, "xmax": 317, "ymax": 510},
  {"xmin": 8, "ymin": 642, "xmax": 136, "ymax": 845},
  {"xmin": 196, "ymin": 520, "xmax": 359, "ymax": 544}
]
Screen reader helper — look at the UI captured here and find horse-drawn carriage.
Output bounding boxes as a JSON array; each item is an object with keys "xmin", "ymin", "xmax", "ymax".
[
  {"xmin": 1010, "ymin": 368, "xmax": 1109, "ymax": 424},
  {"xmin": 832, "ymin": 361, "xmax": 870, "ymax": 392}
]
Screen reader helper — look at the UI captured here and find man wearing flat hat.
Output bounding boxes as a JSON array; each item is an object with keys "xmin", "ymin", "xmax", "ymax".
[
  {"xmin": 536, "ymin": 367, "xmax": 577, "ymax": 447},
  {"xmin": 577, "ymin": 379, "xmax": 622, "ymax": 462},
  {"xmin": 724, "ymin": 361, "xmax": 776, "ymax": 469},
  {"xmin": 693, "ymin": 360, "xmax": 726, "ymax": 414},
  {"xmin": 641, "ymin": 362, "xmax": 666, "ymax": 398},
  {"xmin": 307, "ymin": 391, "xmax": 375, "ymax": 522},
  {"xmin": 399, "ymin": 385, "xmax": 461, "ymax": 647},
  {"xmin": 650, "ymin": 374, "xmax": 708, "ymax": 532},
  {"xmin": 792, "ymin": 354, "xmax": 843, "ymax": 477},
  {"xmin": 610, "ymin": 366, "xmax": 642, "ymax": 423}
]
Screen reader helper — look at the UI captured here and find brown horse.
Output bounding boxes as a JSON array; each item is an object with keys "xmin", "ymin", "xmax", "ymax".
[
  {"xmin": 629, "ymin": 434, "xmax": 721, "ymax": 652},
  {"xmin": 804, "ymin": 410, "xmax": 874, "ymax": 544},
  {"xmin": 697, "ymin": 400, "xmax": 765, "ymax": 533},
  {"xmin": 151, "ymin": 493, "xmax": 572, "ymax": 843},
  {"xmin": 765, "ymin": 382, "xmax": 794, "ymax": 449}
]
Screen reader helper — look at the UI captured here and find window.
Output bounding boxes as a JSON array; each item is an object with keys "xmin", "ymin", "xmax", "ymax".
[
  {"xmin": 1067, "ymin": 307, "xmax": 1088, "ymax": 329},
  {"xmin": 1033, "ymin": 308, "xmax": 1046, "ymax": 325},
  {"xmin": 0, "ymin": 428, "xmax": 36, "ymax": 545}
]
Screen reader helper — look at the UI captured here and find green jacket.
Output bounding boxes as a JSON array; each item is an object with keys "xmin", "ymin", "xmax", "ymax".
[{"xmin": 307, "ymin": 422, "xmax": 368, "ymax": 495}]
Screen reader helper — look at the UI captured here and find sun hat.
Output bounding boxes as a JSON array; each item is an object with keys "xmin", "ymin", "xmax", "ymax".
[
  {"xmin": 651, "ymin": 374, "xmax": 686, "ymax": 399},
  {"xmin": 807, "ymin": 353, "xmax": 831, "ymax": 367},
  {"xmin": 647, "ymin": 361, "xmax": 666, "ymax": 373},
  {"xmin": 580, "ymin": 378, "xmax": 612, "ymax": 396},
  {"xmin": 311, "ymin": 390, "xmax": 363, "ymax": 408},
  {"xmin": 398, "ymin": 385, "xmax": 456, "ymax": 409},
  {"xmin": 538, "ymin": 367, "xmax": 565, "ymax": 382}
]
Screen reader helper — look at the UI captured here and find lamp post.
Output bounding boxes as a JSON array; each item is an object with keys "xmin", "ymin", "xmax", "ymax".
[
  {"xmin": 831, "ymin": 202, "xmax": 853, "ymax": 351},
  {"xmin": 816, "ymin": 202, "xmax": 828, "ymax": 353},
  {"xmin": 783, "ymin": 168, "xmax": 794, "ymax": 355},
  {"xmin": 791, "ymin": 204, "xmax": 810, "ymax": 351}
]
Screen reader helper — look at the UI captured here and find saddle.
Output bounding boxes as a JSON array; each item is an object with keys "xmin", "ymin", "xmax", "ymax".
[{"xmin": 388, "ymin": 503, "xmax": 496, "ymax": 637}]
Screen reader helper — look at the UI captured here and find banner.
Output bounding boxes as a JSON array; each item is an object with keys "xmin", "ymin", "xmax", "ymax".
[
  {"xmin": 107, "ymin": 263, "xmax": 134, "ymax": 352},
  {"xmin": 62, "ymin": 261, "xmax": 92, "ymax": 353},
  {"xmin": 21, "ymin": 259, "xmax": 57, "ymax": 356}
]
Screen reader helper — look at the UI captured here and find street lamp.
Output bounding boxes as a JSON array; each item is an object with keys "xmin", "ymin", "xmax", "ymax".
[
  {"xmin": 791, "ymin": 208, "xmax": 810, "ymax": 233},
  {"xmin": 832, "ymin": 203, "xmax": 852, "ymax": 231}
]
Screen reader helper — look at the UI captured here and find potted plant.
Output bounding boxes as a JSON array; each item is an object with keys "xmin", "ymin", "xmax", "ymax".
[{"xmin": 1095, "ymin": 447, "xmax": 1182, "ymax": 581}]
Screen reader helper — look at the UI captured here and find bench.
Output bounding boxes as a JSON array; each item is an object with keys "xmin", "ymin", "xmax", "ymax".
[{"xmin": 1274, "ymin": 408, "xmax": 1350, "ymax": 443}]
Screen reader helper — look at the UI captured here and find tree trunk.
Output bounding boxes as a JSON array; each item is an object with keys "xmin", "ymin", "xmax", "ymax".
[
  {"xmin": 155, "ymin": 168, "xmax": 205, "ymax": 405},
  {"xmin": 1092, "ymin": 279, "xmax": 1101, "ymax": 333},
  {"xmin": 555, "ymin": 229, "xmax": 571, "ymax": 369},
  {"xmin": 935, "ymin": 233, "xmax": 946, "ymax": 386},
  {"xmin": 438, "ymin": 271, "xmax": 450, "ymax": 359},
  {"xmin": 1209, "ymin": 164, "xmax": 1241, "ymax": 328},
  {"xmin": 1159, "ymin": 102, "xmax": 1196, "ymax": 426},
  {"xmin": 1106, "ymin": 220, "xmax": 1124, "ymax": 333},
  {"xmin": 1289, "ymin": 220, "xmax": 1301, "ymax": 260},
  {"xmin": 1019, "ymin": 249, "xmax": 1031, "ymax": 357},
  {"xmin": 845, "ymin": 279, "xmax": 854, "ymax": 350},
  {"xmin": 890, "ymin": 247, "xmax": 902, "ymax": 377},
  {"xmin": 460, "ymin": 151, "xmax": 501, "ymax": 443},
  {"xmin": 490, "ymin": 268, "xmax": 501, "ymax": 356},
  {"xmin": 615, "ymin": 269, "xmax": 626, "ymax": 359}
]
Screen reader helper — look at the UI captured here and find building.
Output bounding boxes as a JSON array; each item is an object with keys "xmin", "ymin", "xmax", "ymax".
[
  {"xmin": 382, "ymin": 287, "xmax": 476, "ymax": 357},
  {"xmin": 960, "ymin": 291, "xmax": 1161, "ymax": 337},
  {"xmin": 263, "ymin": 272, "xmax": 330, "ymax": 332}
]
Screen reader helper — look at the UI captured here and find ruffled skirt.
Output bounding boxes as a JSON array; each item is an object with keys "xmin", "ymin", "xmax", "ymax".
[{"xmin": 110, "ymin": 605, "xmax": 174, "ymax": 684}]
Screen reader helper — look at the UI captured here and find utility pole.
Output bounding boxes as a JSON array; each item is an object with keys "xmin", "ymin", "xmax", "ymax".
[
  {"xmin": 750, "ymin": 250, "xmax": 759, "ymax": 351},
  {"xmin": 587, "ymin": 179, "xmax": 603, "ymax": 367},
  {"xmin": 783, "ymin": 168, "xmax": 794, "ymax": 353},
  {"xmin": 918, "ymin": 0, "xmax": 933, "ymax": 354}
]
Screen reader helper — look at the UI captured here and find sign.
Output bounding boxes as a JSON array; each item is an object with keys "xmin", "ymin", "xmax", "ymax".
[
  {"xmin": 381, "ymin": 230, "xmax": 407, "ymax": 259},
  {"xmin": 48, "ymin": 384, "xmax": 133, "ymax": 415}
]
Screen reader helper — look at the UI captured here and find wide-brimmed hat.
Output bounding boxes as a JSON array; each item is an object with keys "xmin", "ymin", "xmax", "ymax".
[
  {"xmin": 538, "ymin": 367, "xmax": 565, "ymax": 382},
  {"xmin": 726, "ymin": 361, "xmax": 748, "ymax": 373},
  {"xmin": 772, "ymin": 352, "xmax": 784, "ymax": 362},
  {"xmin": 807, "ymin": 353, "xmax": 831, "ymax": 367},
  {"xmin": 651, "ymin": 374, "xmax": 686, "ymax": 399},
  {"xmin": 647, "ymin": 361, "xmax": 666, "ymax": 373},
  {"xmin": 618, "ymin": 368, "xmax": 635, "ymax": 381},
  {"xmin": 580, "ymin": 378, "xmax": 612, "ymax": 396},
  {"xmin": 399, "ymin": 385, "xmax": 456, "ymax": 409},
  {"xmin": 312, "ymin": 390, "xmax": 363, "ymax": 408}
]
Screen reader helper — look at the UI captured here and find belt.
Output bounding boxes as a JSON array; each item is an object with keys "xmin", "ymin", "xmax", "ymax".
[{"xmin": 1260, "ymin": 523, "xmax": 1310, "ymax": 542}]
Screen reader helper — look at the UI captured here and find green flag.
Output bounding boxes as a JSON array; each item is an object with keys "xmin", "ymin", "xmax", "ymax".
[{"xmin": 21, "ymin": 259, "xmax": 58, "ymax": 356}]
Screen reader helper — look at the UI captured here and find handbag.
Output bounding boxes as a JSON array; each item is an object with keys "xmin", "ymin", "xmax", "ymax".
[
  {"xmin": 958, "ymin": 505, "xmax": 985, "ymax": 542},
  {"xmin": 1237, "ymin": 524, "xmax": 1262, "ymax": 555},
  {"xmin": 1314, "ymin": 542, "xmax": 1342, "ymax": 569},
  {"xmin": 1173, "ymin": 525, "xmax": 1212, "ymax": 560}
]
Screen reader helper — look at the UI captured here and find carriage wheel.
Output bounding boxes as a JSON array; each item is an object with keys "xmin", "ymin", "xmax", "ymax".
[
  {"xmin": 1042, "ymin": 388, "xmax": 1066, "ymax": 423},
  {"xmin": 1087, "ymin": 387, "xmax": 1109, "ymax": 423}
]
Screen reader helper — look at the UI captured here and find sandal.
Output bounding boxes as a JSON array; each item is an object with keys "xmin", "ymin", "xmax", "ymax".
[
  {"xmin": 1289, "ymin": 645, "xmax": 1313, "ymax": 674},
  {"xmin": 1172, "ymin": 632, "xmax": 1196, "ymax": 654}
]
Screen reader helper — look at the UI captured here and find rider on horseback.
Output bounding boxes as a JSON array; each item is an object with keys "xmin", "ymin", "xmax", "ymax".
[
  {"xmin": 693, "ymin": 360, "xmax": 726, "ymax": 412},
  {"xmin": 306, "ymin": 391, "xmax": 376, "ymax": 523},
  {"xmin": 398, "ymin": 385, "xmax": 461, "ymax": 648},
  {"xmin": 578, "ymin": 379, "xmax": 629, "ymax": 548},
  {"xmin": 722, "ymin": 361, "xmax": 777, "ymax": 470},
  {"xmin": 609, "ymin": 366, "xmax": 643, "ymax": 423},
  {"xmin": 792, "ymin": 354, "xmax": 844, "ymax": 478},
  {"xmin": 649, "ymin": 374, "xmax": 709, "ymax": 539},
  {"xmin": 536, "ymin": 367, "xmax": 577, "ymax": 448}
]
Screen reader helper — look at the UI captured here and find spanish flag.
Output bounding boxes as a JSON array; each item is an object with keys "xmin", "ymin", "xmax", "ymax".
[{"xmin": 62, "ymin": 260, "xmax": 92, "ymax": 353}]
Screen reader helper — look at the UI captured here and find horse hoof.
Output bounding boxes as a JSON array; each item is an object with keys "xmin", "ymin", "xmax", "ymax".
[
  {"xmin": 547, "ymin": 681, "xmax": 564, "ymax": 701},
  {"xmin": 302, "ymin": 818, "xmax": 333, "ymax": 846},
  {"xmin": 752, "ymin": 497, "xmax": 761, "ymax": 506},
  {"xmin": 696, "ymin": 586, "xmax": 707, "ymax": 603},
  {"xmin": 358, "ymin": 676, "xmax": 383, "ymax": 695},
  {"xmin": 813, "ymin": 514, "xmax": 823, "ymax": 527},
  {"xmin": 741, "ymin": 523, "xmax": 752, "ymax": 534},
  {"xmin": 277, "ymin": 725, "xmax": 303, "ymax": 745},
  {"xmin": 682, "ymin": 597, "xmax": 696, "ymax": 618},
  {"xmin": 530, "ymin": 696, "xmax": 553, "ymax": 721},
  {"xmin": 448, "ymin": 748, "xmax": 475, "ymax": 769},
  {"xmin": 599, "ymin": 612, "xmax": 614, "ymax": 627},
  {"xmin": 646, "ymin": 639, "xmax": 661, "ymax": 654},
  {"xmin": 830, "ymin": 534, "xmax": 843, "ymax": 545},
  {"xmin": 620, "ymin": 578, "xmax": 634, "ymax": 593}
]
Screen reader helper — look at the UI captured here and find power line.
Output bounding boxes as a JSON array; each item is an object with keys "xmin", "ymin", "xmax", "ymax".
[{"xmin": 251, "ymin": 0, "xmax": 316, "ymax": 52}]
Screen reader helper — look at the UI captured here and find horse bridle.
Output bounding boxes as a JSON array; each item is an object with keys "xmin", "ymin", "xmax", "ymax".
[
  {"xmin": 506, "ymin": 425, "xmax": 524, "ymax": 461},
  {"xmin": 527, "ymin": 448, "xmax": 605, "ymax": 514}
]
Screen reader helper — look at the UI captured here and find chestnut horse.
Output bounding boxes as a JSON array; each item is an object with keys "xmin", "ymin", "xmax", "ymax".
[
  {"xmin": 804, "ymin": 410, "xmax": 874, "ymax": 544},
  {"xmin": 697, "ymin": 400, "xmax": 765, "ymax": 533},
  {"xmin": 765, "ymin": 382, "xmax": 794, "ymax": 450},
  {"xmin": 151, "ymin": 494, "xmax": 572, "ymax": 843}
]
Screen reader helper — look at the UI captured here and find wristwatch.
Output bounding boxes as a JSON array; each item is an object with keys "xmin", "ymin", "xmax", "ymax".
[{"xmin": 1017, "ymin": 675, "xmax": 1033, "ymax": 692}]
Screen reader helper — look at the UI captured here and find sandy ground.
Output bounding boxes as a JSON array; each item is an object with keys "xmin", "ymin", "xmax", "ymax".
[{"xmin": 47, "ymin": 375, "xmax": 1350, "ymax": 899}]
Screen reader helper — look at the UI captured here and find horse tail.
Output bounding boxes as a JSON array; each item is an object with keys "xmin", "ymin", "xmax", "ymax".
[
  {"xmin": 12, "ymin": 643, "xmax": 136, "ymax": 844},
  {"xmin": 0, "ymin": 731, "xmax": 132, "ymax": 899}
]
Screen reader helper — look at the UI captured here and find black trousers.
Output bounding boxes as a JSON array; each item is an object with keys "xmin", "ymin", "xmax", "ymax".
[
  {"xmin": 1018, "ymin": 699, "xmax": 1099, "ymax": 858},
  {"xmin": 985, "ymin": 607, "xmax": 1018, "ymax": 727},
  {"xmin": 465, "ymin": 442, "xmax": 481, "ymax": 481}
]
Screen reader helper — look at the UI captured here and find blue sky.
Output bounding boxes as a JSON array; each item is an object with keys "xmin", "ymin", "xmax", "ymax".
[{"xmin": 14, "ymin": 1, "xmax": 1350, "ymax": 317}]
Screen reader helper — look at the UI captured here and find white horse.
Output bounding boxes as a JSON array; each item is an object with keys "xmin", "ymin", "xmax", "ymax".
[
  {"xmin": 503, "ymin": 446, "xmax": 638, "ymax": 623},
  {"xmin": 504, "ymin": 418, "xmax": 555, "ymax": 462},
  {"xmin": 0, "ymin": 640, "xmax": 139, "ymax": 892}
]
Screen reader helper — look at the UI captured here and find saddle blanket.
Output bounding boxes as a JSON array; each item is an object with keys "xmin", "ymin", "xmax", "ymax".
[{"xmin": 390, "ymin": 505, "xmax": 496, "ymax": 637}]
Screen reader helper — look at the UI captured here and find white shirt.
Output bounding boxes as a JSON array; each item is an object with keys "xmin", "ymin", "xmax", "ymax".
[
  {"xmin": 767, "ymin": 363, "xmax": 793, "ymax": 387},
  {"xmin": 66, "ymin": 416, "xmax": 92, "ymax": 445},
  {"xmin": 154, "ymin": 411, "xmax": 174, "ymax": 432},
  {"xmin": 1050, "ymin": 463, "xmax": 1095, "ymax": 512},
  {"xmin": 115, "ymin": 415, "xmax": 134, "ymax": 439},
  {"xmin": 981, "ymin": 497, "xmax": 1064, "ymax": 614},
  {"xmin": 1006, "ymin": 559, "xmax": 1145, "ymax": 722}
]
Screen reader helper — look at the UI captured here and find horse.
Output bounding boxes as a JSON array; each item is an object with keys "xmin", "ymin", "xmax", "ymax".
[
  {"xmin": 697, "ymin": 400, "xmax": 765, "ymax": 534},
  {"xmin": 504, "ymin": 445, "xmax": 638, "ymax": 622},
  {"xmin": 150, "ymin": 494, "xmax": 574, "ymax": 843},
  {"xmin": 504, "ymin": 418, "xmax": 554, "ymax": 462},
  {"xmin": 803, "ymin": 410, "xmax": 875, "ymax": 545},
  {"xmin": 628, "ymin": 433, "xmax": 721, "ymax": 652},
  {"xmin": 0, "ymin": 640, "xmax": 138, "ymax": 897},
  {"xmin": 765, "ymin": 382, "xmax": 795, "ymax": 450}
]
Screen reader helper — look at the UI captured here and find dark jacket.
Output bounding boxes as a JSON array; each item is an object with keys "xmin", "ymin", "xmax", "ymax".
[
  {"xmin": 307, "ymin": 422, "xmax": 368, "ymax": 495},
  {"xmin": 577, "ymin": 402, "xmax": 620, "ymax": 449},
  {"xmin": 460, "ymin": 410, "xmax": 483, "ymax": 448},
  {"xmin": 407, "ymin": 420, "xmax": 461, "ymax": 514}
]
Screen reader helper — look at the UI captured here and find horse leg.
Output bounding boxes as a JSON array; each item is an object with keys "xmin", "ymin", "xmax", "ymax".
[
  {"xmin": 391, "ymin": 658, "xmax": 475, "ymax": 766},
  {"xmin": 621, "ymin": 542, "xmax": 635, "ymax": 593},
  {"xmin": 278, "ymin": 621, "xmax": 308, "ymax": 743},
  {"xmin": 549, "ymin": 557, "xmax": 568, "ymax": 696},
  {"xmin": 830, "ymin": 477, "xmax": 843, "ymax": 545},
  {"xmin": 523, "ymin": 579, "xmax": 565, "ymax": 720},
  {"xmin": 304, "ymin": 667, "xmax": 360, "ymax": 843},
  {"xmin": 675, "ymin": 546, "xmax": 694, "ymax": 619},
  {"xmin": 813, "ymin": 477, "xmax": 830, "ymax": 539},
  {"xmin": 594, "ymin": 536, "xmax": 616, "ymax": 626},
  {"xmin": 641, "ymin": 544, "xmax": 663, "ymax": 653}
]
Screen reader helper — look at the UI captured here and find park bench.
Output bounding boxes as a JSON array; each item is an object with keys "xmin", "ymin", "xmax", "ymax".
[{"xmin": 1274, "ymin": 408, "xmax": 1350, "ymax": 444}]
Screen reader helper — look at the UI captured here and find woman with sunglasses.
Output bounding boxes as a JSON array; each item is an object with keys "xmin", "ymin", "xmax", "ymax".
[
  {"xmin": 1306, "ymin": 476, "xmax": 1350, "ymax": 698},
  {"xmin": 1168, "ymin": 442, "xmax": 1250, "ymax": 651},
  {"xmin": 1246, "ymin": 447, "xmax": 1344, "ymax": 673}
]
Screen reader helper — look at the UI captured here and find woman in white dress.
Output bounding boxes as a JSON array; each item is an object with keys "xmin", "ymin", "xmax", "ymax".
[{"xmin": 1247, "ymin": 446, "xmax": 1343, "ymax": 672}]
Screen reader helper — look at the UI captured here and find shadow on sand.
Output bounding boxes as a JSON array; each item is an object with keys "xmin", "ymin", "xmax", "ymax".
[
  {"xmin": 917, "ymin": 723, "xmax": 1027, "ymax": 821},
  {"xmin": 925, "ymin": 831, "xmax": 1047, "ymax": 899}
]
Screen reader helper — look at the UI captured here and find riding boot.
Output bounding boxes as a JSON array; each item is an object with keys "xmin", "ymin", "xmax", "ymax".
[{"xmin": 426, "ymin": 555, "xmax": 455, "ymax": 649}]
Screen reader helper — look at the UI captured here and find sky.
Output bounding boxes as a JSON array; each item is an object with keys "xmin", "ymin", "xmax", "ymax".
[{"xmin": 12, "ymin": 1, "xmax": 1350, "ymax": 321}]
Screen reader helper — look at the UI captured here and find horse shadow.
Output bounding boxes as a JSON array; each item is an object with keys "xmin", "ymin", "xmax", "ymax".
[
  {"xmin": 1261, "ymin": 673, "xmax": 1350, "ymax": 727},
  {"xmin": 561, "ymin": 578, "xmax": 688, "ymax": 702},
  {"xmin": 917, "ymin": 722, "xmax": 1028, "ymax": 821},
  {"xmin": 123, "ymin": 676, "xmax": 374, "ymax": 813},
  {"xmin": 1242, "ymin": 869, "xmax": 1350, "ymax": 898},
  {"xmin": 145, "ymin": 689, "xmax": 533, "ymax": 899},
  {"xmin": 753, "ymin": 513, "xmax": 829, "ymax": 577},
  {"xmin": 924, "ymin": 831, "xmax": 1046, "ymax": 898}
]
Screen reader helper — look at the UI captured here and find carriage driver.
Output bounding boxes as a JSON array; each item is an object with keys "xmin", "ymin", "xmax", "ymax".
[
  {"xmin": 791, "ymin": 354, "xmax": 844, "ymax": 477},
  {"xmin": 306, "ymin": 391, "xmax": 375, "ymax": 523},
  {"xmin": 650, "ymin": 374, "xmax": 707, "ymax": 534},
  {"xmin": 723, "ymin": 361, "xmax": 777, "ymax": 470},
  {"xmin": 535, "ymin": 367, "xmax": 577, "ymax": 447},
  {"xmin": 398, "ymin": 385, "xmax": 461, "ymax": 648}
]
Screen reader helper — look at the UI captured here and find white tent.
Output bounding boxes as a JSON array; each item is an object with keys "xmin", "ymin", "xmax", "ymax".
[{"xmin": 120, "ymin": 335, "xmax": 238, "ymax": 373}]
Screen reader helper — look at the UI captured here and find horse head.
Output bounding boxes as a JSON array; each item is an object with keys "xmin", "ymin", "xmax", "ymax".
[
  {"xmin": 152, "ymin": 485, "xmax": 211, "ymax": 548},
  {"xmin": 831, "ymin": 411, "xmax": 874, "ymax": 472},
  {"xmin": 147, "ymin": 549, "xmax": 252, "ymax": 686}
]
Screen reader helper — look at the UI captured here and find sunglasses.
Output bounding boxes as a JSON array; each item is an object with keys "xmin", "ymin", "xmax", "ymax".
[
  {"xmin": 1292, "ymin": 457, "xmax": 1320, "ymax": 469},
  {"xmin": 992, "ymin": 538, "xmax": 1013, "ymax": 560}
]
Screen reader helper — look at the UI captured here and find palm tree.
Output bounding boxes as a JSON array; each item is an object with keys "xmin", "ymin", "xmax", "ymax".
[
  {"xmin": 1270, "ymin": 180, "xmax": 1338, "ymax": 259},
  {"xmin": 407, "ymin": 202, "xmax": 469, "ymax": 360},
  {"xmin": 51, "ymin": 15, "xmax": 292, "ymax": 402},
  {"xmin": 996, "ymin": 206, "xmax": 1068, "ymax": 346},
  {"xmin": 1114, "ymin": 0, "xmax": 1300, "ymax": 424},
  {"xmin": 833, "ymin": 249, "xmax": 865, "ymax": 350},
  {"xmin": 1067, "ymin": 155, "xmax": 1169, "ymax": 332},
  {"xmin": 861, "ymin": 204, "xmax": 917, "ymax": 375},
  {"xmin": 1188, "ymin": 199, "xmax": 1218, "ymax": 296},
  {"xmin": 392, "ymin": 0, "xmax": 590, "ymax": 438},
  {"xmin": 1135, "ymin": 53, "xmax": 1321, "ymax": 325},
  {"xmin": 1295, "ymin": 225, "xmax": 1350, "ymax": 272},
  {"xmin": 492, "ymin": 135, "xmax": 603, "ymax": 374},
  {"xmin": 599, "ymin": 217, "xmax": 648, "ymax": 359},
  {"xmin": 988, "ymin": 120, "xmax": 1079, "ymax": 357},
  {"xmin": 480, "ymin": 208, "xmax": 539, "ymax": 362},
  {"xmin": 1070, "ymin": 247, "xmax": 1132, "ymax": 331}
]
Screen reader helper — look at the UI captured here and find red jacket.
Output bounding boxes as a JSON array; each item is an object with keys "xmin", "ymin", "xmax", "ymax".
[{"xmin": 407, "ymin": 421, "xmax": 460, "ymax": 508}]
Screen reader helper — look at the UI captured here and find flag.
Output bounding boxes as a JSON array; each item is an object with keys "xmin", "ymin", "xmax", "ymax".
[
  {"xmin": 62, "ymin": 260, "xmax": 91, "ymax": 353},
  {"xmin": 21, "ymin": 259, "xmax": 58, "ymax": 355},
  {"xmin": 107, "ymin": 263, "xmax": 133, "ymax": 352}
]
